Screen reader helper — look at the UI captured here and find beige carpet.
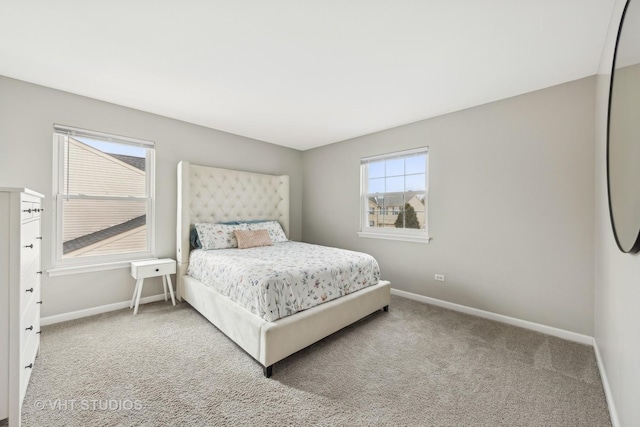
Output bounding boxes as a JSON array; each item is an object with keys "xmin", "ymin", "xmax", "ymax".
[{"xmin": 10, "ymin": 295, "xmax": 609, "ymax": 426}]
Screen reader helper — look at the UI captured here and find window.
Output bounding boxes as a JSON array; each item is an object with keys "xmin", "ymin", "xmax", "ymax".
[
  {"xmin": 359, "ymin": 147, "xmax": 429, "ymax": 243},
  {"xmin": 52, "ymin": 125, "xmax": 155, "ymax": 270}
]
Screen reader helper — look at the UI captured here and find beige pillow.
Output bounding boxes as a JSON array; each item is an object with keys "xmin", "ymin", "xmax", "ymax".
[{"xmin": 234, "ymin": 229, "xmax": 273, "ymax": 249}]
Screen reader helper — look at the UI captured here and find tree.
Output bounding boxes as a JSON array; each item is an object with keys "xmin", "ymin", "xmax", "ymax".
[{"xmin": 395, "ymin": 203, "xmax": 420, "ymax": 229}]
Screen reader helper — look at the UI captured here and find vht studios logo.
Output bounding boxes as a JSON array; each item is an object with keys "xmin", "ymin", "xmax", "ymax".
[{"xmin": 34, "ymin": 399, "xmax": 143, "ymax": 411}]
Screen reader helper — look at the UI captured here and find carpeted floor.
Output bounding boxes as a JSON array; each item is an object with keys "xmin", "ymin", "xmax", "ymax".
[{"xmin": 9, "ymin": 295, "xmax": 609, "ymax": 426}]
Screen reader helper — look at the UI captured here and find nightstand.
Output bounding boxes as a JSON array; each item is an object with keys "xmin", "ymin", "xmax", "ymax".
[{"xmin": 130, "ymin": 258, "xmax": 176, "ymax": 315}]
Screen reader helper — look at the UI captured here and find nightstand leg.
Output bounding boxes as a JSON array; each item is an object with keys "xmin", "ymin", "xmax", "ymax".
[
  {"xmin": 130, "ymin": 279, "xmax": 142, "ymax": 309},
  {"xmin": 134, "ymin": 279, "xmax": 145, "ymax": 315},
  {"xmin": 166, "ymin": 275, "xmax": 176, "ymax": 306},
  {"xmin": 162, "ymin": 275, "xmax": 168, "ymax": 301}
]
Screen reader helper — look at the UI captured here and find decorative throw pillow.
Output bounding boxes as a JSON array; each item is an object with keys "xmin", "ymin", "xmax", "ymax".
[
  {"xmin": 234, "ymin": 229, "xmax": 273, "ymax": 249},
  {"xmin": 190, "ymin": 226, "xmax": 202, "ymax": 249},
  {"xmin": 194, "ymin": 223, "xmax": 248, "ymax": 250},
  {"xmin": 246, "ymin": 220, "xmax": 287, "ymax": 243}
]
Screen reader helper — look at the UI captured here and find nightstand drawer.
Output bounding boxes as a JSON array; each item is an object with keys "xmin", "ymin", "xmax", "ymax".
[{"xmin": 131, "ymin": 259, "xmax": 176, "ymax": 279}]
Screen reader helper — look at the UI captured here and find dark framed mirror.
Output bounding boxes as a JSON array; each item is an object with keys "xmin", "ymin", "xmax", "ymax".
[{"xmin": 608, "ymin": 0, "xmax": 640, "ymax": 253}]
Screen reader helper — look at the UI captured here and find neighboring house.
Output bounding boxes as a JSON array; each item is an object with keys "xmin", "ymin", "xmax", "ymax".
[
  {"xmin": 367, "ymin": 192, "xmax": 426, "ymax": 229},
  {"xmin": 63, "ymin": 138, "xmax": 146, "ymax": 257}
]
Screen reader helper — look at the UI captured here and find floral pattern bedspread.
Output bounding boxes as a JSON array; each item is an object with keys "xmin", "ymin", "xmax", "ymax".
[{"xmin": 187, "ymin": 241, "xmax": 380, "ymax": 321}]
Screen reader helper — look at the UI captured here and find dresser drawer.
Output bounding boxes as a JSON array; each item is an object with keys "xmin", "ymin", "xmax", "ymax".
[
  {"xmin": 21, "ymin": 201, "xmax": 34, "ymax": 220},
  {"xmin": 21, "ymin": 195, "xmax": 42, "ymax": 221},
  {"xmin": 20, "ymin": 219, "xmax": 41, "ymax": 275},
  {"xmin": 31, "ymin": 199, "xmax": 42, "ymax": 220},
  {"xmin": 21, "ymin": 296, "xmax": 40, "ymax": 352},
  {"xmin": 21, "ymin": 263, "xmax": 40, "ymax": 314},
  {"xmin": 131, "ymin": 259, "xmax": 176, "ymax": 279},
  {"xmin": 20, "ymin": 331, "xmax": 39, "ymax": 401}
]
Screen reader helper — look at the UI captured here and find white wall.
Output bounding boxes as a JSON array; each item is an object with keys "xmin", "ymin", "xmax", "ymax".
[
  {"xmin": 594, "ymin": 0, "xmax": 640, "ymax": 425},
  {"xmin": 0, "ymin": 76, "xmax": 302, "ymax": 318},
  {"xmin": 302, "ymin": 77, "xmax": 596, "ymax": 335}
]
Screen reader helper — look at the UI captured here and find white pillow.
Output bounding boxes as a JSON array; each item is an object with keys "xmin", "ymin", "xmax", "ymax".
[
  {"xmin": 246, "ymin": 220, "xmax": 287, "ymax": 243},
  {"xmin": 195, "ymin": 223, "xmax": 248, "ymax": 250}
]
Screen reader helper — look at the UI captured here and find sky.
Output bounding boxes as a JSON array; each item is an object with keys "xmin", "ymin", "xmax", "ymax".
[{"xmin": 74, "ymin": 136, "xmax": 146, "ymax": 157}]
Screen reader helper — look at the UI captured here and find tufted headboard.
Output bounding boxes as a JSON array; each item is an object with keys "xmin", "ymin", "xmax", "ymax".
[{"xmin": 176, "ymin": 161, "xmax": 290, "ymax": 299}]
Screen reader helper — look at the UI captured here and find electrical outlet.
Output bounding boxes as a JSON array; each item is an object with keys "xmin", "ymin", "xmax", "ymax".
[{"xmin": 435, "ymin": 274, "xmax": 445, "ymax": 282}]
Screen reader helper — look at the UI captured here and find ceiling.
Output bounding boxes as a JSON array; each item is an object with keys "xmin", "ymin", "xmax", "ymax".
[
  {"xmin": 616, "ymin": 0, "xmax": 640, "ymax": 68},
  {"xmin": 0, "ymin": 1, "xmax": 615, "ymax": 151}
]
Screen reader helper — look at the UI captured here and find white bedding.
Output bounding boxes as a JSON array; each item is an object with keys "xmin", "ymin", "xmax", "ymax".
[{"xmin": 187, "ymin": 241, "xmax": 381, "ymax": 321}]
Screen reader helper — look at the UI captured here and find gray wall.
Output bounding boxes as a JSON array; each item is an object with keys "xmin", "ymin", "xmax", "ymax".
[
  {"xmin": 0, "ymin": 76, "xmax": 303, "ymax": 318},
  {"xmin": 593, "ymin": 74, "xmax": 640, "ymax": 427},
  {"xmin": 302, "ymin": 77, "xmax": 596, "ymax": 335},
  {"xmin": 593, "ymin": 0, "xmax": 640, "ymax": 422}
]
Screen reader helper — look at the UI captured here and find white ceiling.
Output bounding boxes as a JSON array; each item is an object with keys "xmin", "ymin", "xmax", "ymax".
[
  {"xmin": 615, "ymin": 0, "xmax": 640, "ymax": 68},
  {"xmin": 0, "ymin": 1, "xmax": 615, "ymax": 151}
]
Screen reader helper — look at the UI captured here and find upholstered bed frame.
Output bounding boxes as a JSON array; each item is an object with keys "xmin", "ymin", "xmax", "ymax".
[{"xmin": 176, "ymin": 161, "xmax": 391, "ymax": 377}]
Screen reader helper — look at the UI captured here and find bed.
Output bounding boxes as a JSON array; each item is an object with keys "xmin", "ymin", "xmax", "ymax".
[{"xmin": 176, "ymin": 161, "xmax": 391, "ymax": 377}]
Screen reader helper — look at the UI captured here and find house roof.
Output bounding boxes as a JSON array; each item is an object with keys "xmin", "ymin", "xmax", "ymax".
[
  {"xmin": 109, "ymin": 154, "xmax": 145, "ymax": 171},
  {"xmin": 63, "ymin": 215, "xmax": 146, "ymax": 254},
  {"xmin": 369, "ymin": 192, "xmax": 424, "ymax": 208}
]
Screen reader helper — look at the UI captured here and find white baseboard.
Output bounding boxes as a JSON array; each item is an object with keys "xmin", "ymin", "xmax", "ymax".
[
  {"xmin": 593, "ymin": 339, "xmax": 620, "ymax": 427},
  {"xmin": 390, "ymin": 288, "xmax": 593, "ymax": 345},
  {"xmin": 41, "ymin": 294, "xmax": 168, "ymax": 326}
]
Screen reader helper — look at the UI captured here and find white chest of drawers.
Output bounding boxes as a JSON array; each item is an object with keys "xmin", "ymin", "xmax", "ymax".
[{"xmin": 0, "ymin": 188, "xmax": 44, "ymax": 427}]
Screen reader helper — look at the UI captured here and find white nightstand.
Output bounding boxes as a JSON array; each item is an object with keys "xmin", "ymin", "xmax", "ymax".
[{"xmin": 130, "ymin": 258, "xmax": 177, "ymax": 315}]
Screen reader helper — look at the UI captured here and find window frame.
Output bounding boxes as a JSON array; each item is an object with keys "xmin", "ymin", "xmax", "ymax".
[
  {"xmin": 358, "ymin": 147, "xmax": 430, "ymax": 243},
  {"xmin": 50, "ymin": 125, "xmax": 156, "ymax": 273}
]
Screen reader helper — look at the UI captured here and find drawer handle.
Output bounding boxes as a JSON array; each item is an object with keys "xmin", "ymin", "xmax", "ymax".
[
  {"xmin": 36, "ymin": 331, "xmax": 42, "ymax": 335},
  {"xmin": 25, "ymin": 364, "xmax": 33, "ymax": 369},
  {"xmin": 24, "ymin": 244, "xmax": 33, "ymax": 249},
  {"xmin": 23, "ymin": 208, "xmax": 32, "ymax": 213},
  {"xmin": 155, "ymin": 268, "xmax": 159, "ymax": 272},
  {"xmin": 36, "ymin": 236, "xmax": 43, "ymax": 240},
  {"xmin": 37, "ymin": 301, "xmax": 43, "ymax": 304},
  {"xmin": 26, "ymin": 288, "xmax": 33, "ymax": 293},
  {"xmin": 25, "ymin": 325, "xmax": 33, "ymax": 331},
  {"xmin": 37, "ymin": 271, "xmax": 43, "ymax": 275}
]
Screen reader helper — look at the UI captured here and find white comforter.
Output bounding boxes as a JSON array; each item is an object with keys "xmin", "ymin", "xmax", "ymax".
[{"xmin": 187, "ymin": 241, "xmax": 380, "ymax": 321}]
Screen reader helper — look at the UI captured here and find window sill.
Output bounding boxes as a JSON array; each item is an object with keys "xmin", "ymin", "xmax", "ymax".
[
  {"xmin": 357, "ymin": 231, "xmax": 431, "ymax": 243},
  {"xmin": 48, "ymin": 257, "xmax": 157, "ymax": 277}
]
